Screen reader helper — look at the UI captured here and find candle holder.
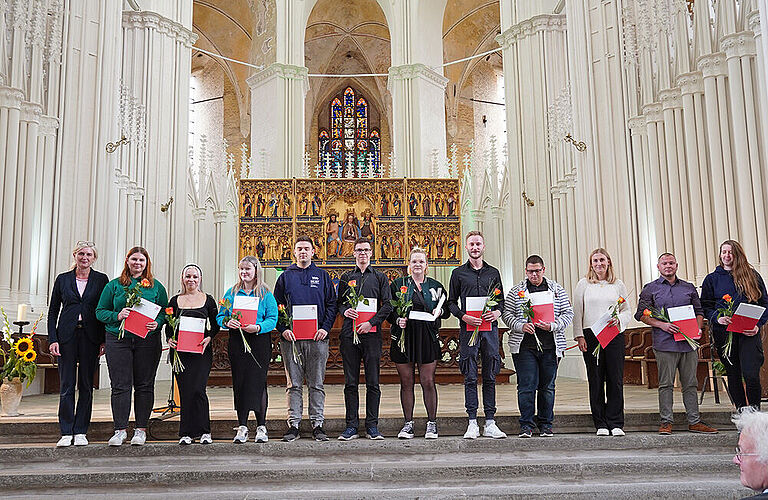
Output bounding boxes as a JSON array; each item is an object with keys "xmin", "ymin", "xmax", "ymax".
[{"xmin": 12, "ymin": 321, "xmax": 29, "ymax": 336}]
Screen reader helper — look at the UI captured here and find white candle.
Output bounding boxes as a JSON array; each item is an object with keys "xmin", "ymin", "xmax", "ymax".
[{"xmin": 17, "ymin": 304, "xmax": 28, "ymax": 322}]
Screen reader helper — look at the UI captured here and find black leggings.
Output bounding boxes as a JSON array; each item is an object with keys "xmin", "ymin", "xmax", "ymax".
[{"xmin": 396, "ymin": 361, "xmax": 438, "ymax": 421}]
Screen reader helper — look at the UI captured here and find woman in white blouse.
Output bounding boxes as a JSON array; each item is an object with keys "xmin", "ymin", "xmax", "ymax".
[{"xmin": 573, "ymin": 248, "xmax": 632, "ymax": 436}]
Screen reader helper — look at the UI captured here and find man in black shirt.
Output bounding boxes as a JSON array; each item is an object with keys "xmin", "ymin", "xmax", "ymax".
[
  {"xmin": 336, "ymin": 238, "xmax": 393, "ymax": 440},
  {"xmin": 448, "ymin": 231, "xmax": 507, "ymax": 439}
]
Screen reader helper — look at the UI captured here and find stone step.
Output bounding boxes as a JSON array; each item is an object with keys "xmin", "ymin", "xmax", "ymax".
[
  {"xmin": 0, "ymin": 432, "xmax": 737, "ymax": 459},
  {"xmin": 0, "ymin": 410, "xmax": 735, "ymax": 443},
  {"xmin": 4, "ymin": 477, "xmax": 752, "ymax": 500}
]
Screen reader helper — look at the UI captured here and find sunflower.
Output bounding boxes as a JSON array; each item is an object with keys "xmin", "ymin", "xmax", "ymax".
[
  {"xmin": 23, "ymin": 349, "xmax": 36, "ymax": 362},
  {"xmin": 14, "ymin": 337, "xmax": 33, "ymax": 356}
]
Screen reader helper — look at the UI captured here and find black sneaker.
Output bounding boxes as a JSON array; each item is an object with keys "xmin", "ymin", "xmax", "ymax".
[
  {"xmin": 282, "ymin": 426, "xmax": 300, "ymax": 442},
  {"xmin": 312, "ymin": 426, "xmax": 329, "ymax": 442}
]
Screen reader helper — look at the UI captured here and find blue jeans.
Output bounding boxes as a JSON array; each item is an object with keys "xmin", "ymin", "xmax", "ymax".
[
  {"xmin": 512, "ymin": 348, "xmax": 558, "ymax": 431},
  {"xmin": 458, "ymin": 328, "xmax": 501, "ymax": 420}
]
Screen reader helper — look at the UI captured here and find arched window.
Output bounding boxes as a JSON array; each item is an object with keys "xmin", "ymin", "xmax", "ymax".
[{"xmin": 319, "ymin": 86, "xmax": 381, "ymax": 176}]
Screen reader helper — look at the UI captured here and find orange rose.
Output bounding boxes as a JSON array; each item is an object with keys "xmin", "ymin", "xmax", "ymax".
[
  {"xmin": 278, "ymin": 304, "xmax": 285, "ymax": 312},
  {"xmin": 723, "ymin": 294, "xmax": 732, "ymax": 303},
  {"xmin": 617, "ymin": 297, "xmax": 625, "ymax": 304},
  {"xmin": 400, "ymin": 286, "xmax": 408, "ymax": 293},
  {"xmin": 219, "ymin": 299, "xmax": 226, "ymax": 306},
  {"xmin": 517, "ymin": 290, "xmax": 526, "ymax": 299},
  {"xmin": 493, "ymin": 288, "xmax": 501, "ymax": 296},
  {"xmin": 643, "ymin": 309, "xmax": 651, "ymax": 317},
  {"xmin": 140, "ymin": 278, "xmax": 151, "ymax": 288},
  {"xmin": 164, "ymin": 307, "xmax": 174, "ymax": 316},
  {"xmin": 348, "ymin": 280, "xmax": 357, "ymax": 287}
]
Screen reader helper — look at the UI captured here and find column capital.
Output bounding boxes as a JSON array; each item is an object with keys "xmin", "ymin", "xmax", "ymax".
[
  {"xmin": 697, "ymin": 52, "xmax": 727, "ymax": 77},
  {"xmin": 659, "ymin": 88, "xmax": 683, "ymax": 110},
  {"xmin": 642, "ymin": 103, "xmax": 663, "ymax": 123},
  {"xmin": 212, "ymin": 210, "xmax": 228, "ymax": 223},
  {"xmin": 192, "ymin": 207, "xmax": 207, "ymax": 221},
  {"xmin": 0, "ymin": 86, "xmax": 24, "ymax": 109},
  {"xmin": 39, "ymin": 115, "xmax": 59, "ymax": 136},
  {"xmin": 628, "ymin": 116, "xmax": 647, "ymax": 135},
  {"xmin": 677, "ymin": 72, "xmax": 704, "ymax": 95},
  {"xmin": 20, "ymin": 101, "xmax": 43, "ymax": 122},
  {"xmin": 387, "ymin": 63, "xmax": 448, "ymax": 92},
  {"xmin": 496, "ymin": 14, "xmax": 567, "ymax": 49},
  {"xmin": 721, "ymin": 32, "xmax": 757, "ymax": 59},
  {"xmin": 747, "ymin": 10, "xmax": 760, "ymax": 36},
  {"xmin": 122, "ymin": 10, "xmax": 197, "ymax": 47},
  {"xmin": 246, "ymin": 63, "xmax": 309, "ymax": 94}
]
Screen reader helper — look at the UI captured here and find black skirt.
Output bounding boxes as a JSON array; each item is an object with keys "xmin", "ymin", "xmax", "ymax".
[
  {"xmin": 229, "ymin": 331, "xmax": 271, "ymax": 419},
  {"xmin": 390, "ymin": 289, "xmax": 441, "ymax": 364}
]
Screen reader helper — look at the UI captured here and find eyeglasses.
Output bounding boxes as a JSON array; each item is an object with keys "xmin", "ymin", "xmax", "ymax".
[
  {"xmin": 354, "ymin": 249, "xmax": 372, "ymax": 254},
  {"xmin": 735, "ymin": 447, "xmax": 760, "ymax": 460},
  {"xmin": 76, "ymin": 240, "xmax": 96, "ymax": 247},
  {"xmin": 525, "ymin": 268, "xmax": 544, "ymax": 275}
]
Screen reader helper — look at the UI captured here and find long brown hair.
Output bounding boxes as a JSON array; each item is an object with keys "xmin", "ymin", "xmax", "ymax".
[
  {"xmin": 586, "ymin": 248, "xmax": 616, "ymax": 284},
  {"xmin": 119, "ymin": 246, "xmax": 154, "ymax": 286},
  {"xmin": 719, "ymin": 240, "xmax": 761, "ymax": 302}
]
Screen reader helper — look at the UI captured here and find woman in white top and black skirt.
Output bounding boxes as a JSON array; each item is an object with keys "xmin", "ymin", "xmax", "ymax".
[
  {"xmin": 572, "ymin": 248, "xmax": 632, "ymax": 436},
  {"xmin": 166, "ymin": 264, "xmax": 220, "ymax": 444}
]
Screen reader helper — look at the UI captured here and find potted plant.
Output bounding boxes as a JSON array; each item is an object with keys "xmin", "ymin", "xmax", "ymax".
[{"xmin": 0, "ymin": 308, "xmax": 40, "ymax": 416}]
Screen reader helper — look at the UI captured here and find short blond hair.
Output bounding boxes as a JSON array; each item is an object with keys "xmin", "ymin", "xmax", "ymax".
[
  {"xmin": 70, "ymin": 240, "xmax": 98, "ymax": 269},
  {"xmin": 408, "ymin": 247, "xmax": 429, "ymax": 274}
]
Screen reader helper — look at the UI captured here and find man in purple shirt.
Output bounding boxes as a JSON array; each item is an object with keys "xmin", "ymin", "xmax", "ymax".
[{"xmin": 635, "ymin": 253, "xmax": 718, "ymax": 435}]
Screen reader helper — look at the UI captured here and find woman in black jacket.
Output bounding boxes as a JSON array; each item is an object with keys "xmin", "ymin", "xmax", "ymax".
[{"xmin": 47, "ymin": 241, "xmax": 109, "ymax": 447}]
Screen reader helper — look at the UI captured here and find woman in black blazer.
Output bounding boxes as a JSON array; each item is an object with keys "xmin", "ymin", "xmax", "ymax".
[{"xmin": 47, "ymin": 241, "xmax": 109, "ymax": 447}]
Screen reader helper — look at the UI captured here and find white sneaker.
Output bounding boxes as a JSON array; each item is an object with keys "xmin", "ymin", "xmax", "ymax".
[
  {"xmin": 200, "ymin": 433, "xmax": 212, "ymax": 444},
  {"xmin": 130, "ymin": 429, "xmax": 146, "ymax": 446},
  {"xmin": 73, "ymin": 434, "xmax": 88, "ymax": 446},
  {"xmin": 398, "ymin": 421, "xmax": 415, "ymax": 439},
  {"xmin": 179, "ymin": 436, "xmax": 192, "ymax": 445},
  {"xmin": 463, "ymin": 420, "xmax": 480, "ymax": 439},
  {"xmin": 255, "ymin": 425, "xmax": 268, "ymax": 443},
  {"xmin": 483, "ymin": 421, "xmax": 507, "ymax": 439},
  {"xmin": 596, "ymin": 428, "xmax": 610, "ymax": 436},
  {"xmin": 424, "ymin": 421, "xmax": 438, "ymax": 439},
  {"xmin": 233, "ymin": 425, "xmax": 248, "ymax": 443},
  {"xmin": 56, "ymin": 435, "xmax": 73, "ymax": 447},
  {"xmin": 108, "ymin": 429, "xmax": 127, "ymax": 447},
  {"xmin": 611, "ymin": 428, "xmax": 625, "ymax": 437}
]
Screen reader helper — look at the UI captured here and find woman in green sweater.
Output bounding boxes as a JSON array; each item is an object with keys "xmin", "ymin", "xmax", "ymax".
[{"xmin": 96, "ymin": 246, "xmax": 167, "ymax": 446}]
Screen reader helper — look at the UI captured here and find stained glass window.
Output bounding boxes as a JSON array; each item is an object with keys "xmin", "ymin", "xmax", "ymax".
[{"xmin": 319, "ymin": 86, "xmax": 381, "ymax": 176}]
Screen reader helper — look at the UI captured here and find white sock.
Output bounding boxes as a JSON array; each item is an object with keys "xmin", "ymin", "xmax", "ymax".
[{"xmin": 485, "ymin": 419, "xmax": 495, "ymax": 426}]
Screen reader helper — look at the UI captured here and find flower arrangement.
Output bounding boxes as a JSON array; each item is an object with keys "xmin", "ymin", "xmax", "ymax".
[
  {"xmin": 517, "ymin": 290, "xmax": 542, "ymax": 351},
  {"xmin": 165, "ymin": 307, "xmax": 184, "ymax": 373},
  {"xmin": 643, "ymin": 306, "xmax": 699, "ymax": 350},
  {"xmin": 277, "ymin": 303, "xmax": 301, "ymax": 366},
  {"xmin": 468, "ymin": 285, "xmax": 501, "ymax": 347},
  {"xmin": 716, "ymin": 294, "xmax": 736, "ymax": 363},
  {"xmin": 1, "ymin": 310, "xmax": 43, "ymax": 386},
  {"xmin": 118, "ymin": 278, "xmax": 152, "ymax": 339},
  {"xmin": 592, "ymin": 296, "xmax": 625, "ymax": 359},
  {"xmin": 345, "ymin": 279, "xmax": 370, "ymax": 345},
  {"xmin": 390, "ymin": 284, "xmax": 413, "ymax": 353}
]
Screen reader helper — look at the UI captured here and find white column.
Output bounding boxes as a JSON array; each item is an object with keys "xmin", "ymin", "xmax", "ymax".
[{"xmin": 0, "ymin": 86, "xmax": 23, "ymax": 300}]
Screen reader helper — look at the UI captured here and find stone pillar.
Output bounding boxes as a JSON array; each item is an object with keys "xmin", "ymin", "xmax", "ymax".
[
  {"xmin": 387, "ymin": 64, "xmax": 448, "ymax": 177},
  {"xmin": 246, "ymin": 63, "xmax": 309, "ymax": 178}
]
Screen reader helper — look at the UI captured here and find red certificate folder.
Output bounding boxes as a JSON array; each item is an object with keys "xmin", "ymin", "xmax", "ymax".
[
  {"xmin": 529, "ymin": 291, "xmax": 555, "ymax": 324},
  {"xmin": 668, "ymin": 305, "xmax": 700, "ymax": 341},
  {"xmin": 176, "ymin": 316, "xmax": 206, "ymax": 354},
  {"xmin": 466, "ymin": 296, "xmax": 492, "ymax": 331},
  {"xmin": 292, "ymin": 304, "xmax": 318, "ymax": 340},
  {"xmin": 727, "ymin": 303, "xmax": 766, "ymax": 333},
  {"xmin": 355, "ymin": 298, "xmax": 377, "ymax": 333},
  {"xmin": 591, "ymin": 311, "xmax": 620, "ymax": 348},
  {"xmin": 233, "ymin": 296, "xmax": 260, "ymax": 326},
  {"xmin": 124, "ymin": 298, "xmax": 161, "ymax": 338}
]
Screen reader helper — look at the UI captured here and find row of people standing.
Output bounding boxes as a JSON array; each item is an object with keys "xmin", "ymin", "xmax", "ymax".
[{"xmin": 46, "ymin": 235, "xmax": 766, "ymax": 446}]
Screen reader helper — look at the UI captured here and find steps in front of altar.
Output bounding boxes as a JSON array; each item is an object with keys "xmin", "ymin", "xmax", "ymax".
[
  {"xmin": 0, "ymin": 433, "xmax": 748, "ymax": 499},
  {"xmin": 0, "ymin": 409, "xmax": 736, "ymax": 444}
]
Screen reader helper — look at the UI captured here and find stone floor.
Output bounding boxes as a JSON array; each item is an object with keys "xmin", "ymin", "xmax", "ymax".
[{"xmin": 2, "ymin": 377, "xmax": 732, "ymax": 423}]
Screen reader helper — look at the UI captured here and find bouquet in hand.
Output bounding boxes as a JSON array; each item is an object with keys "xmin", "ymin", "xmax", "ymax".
[
  {"xmin": 219, "ymin": 298, "xmax": 254, "ymax": 360},
  {"xmin": 716, "ymin": 294, "xmax": 736, "ymax": 362},
  {"xmin": 517, "ymin": 290, "xmax": 542, "ymax": 351},
  {"xmin": 468, "ymin": 285, "xmax": 501, "ymax": 347},
  {"xmin": 277, "ymin": 303, "xmax": 301, "ymax": 367},
  {"xmin": 643, "ymin": 306, "xmax": 699, "ymax": 350},
  {"xmin": 592, "ymin": 296, "xmax": 625, "ymax": 360},
  {"xmin": 390, "ymin": 284, "xmax": 413, "ymax": 353},
  {"xmin": 118, "ymin": 278, "xmax": 152, "ymax": 340},
  {"xmin": 165, "ymin": 307, "xmax": 184, "ymax": 374},
  {"xmin": 345, "ymin": 280, "xmax": 369, "ymax": 345}
]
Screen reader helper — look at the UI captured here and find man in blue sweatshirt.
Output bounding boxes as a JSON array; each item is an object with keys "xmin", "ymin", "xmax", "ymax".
[{"xmin": 274, "ymin": 236, "xmax": 338, "ymax": 442}]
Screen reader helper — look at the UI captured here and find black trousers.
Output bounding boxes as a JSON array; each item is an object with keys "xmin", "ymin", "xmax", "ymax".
[
  {"xmin": 340, "ymin": 333, "xmax": 382, "ymax": 430},
  {"xmin": 57, "ymin": 329, "xmax": 100, "ymax": 435},
  {"xmin": 714, "ymin": 330, "xmax": 764, "ymax": 409},
  {"xmin": 582, "ymin": 329, "xmax": 625, "ymax": 430},
  {"xmin": 176, "ymin": 347, "xmax": 213, "ymax": 437},
  {"xmin": 105, "ymin": 333, "xmax": 162, "ymax": 429}
]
